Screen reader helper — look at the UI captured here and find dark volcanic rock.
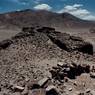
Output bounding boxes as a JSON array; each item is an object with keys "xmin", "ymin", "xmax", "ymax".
[
  {"xmin": 90, "ymin": 72, "xmax": 95, "ymax": 78},
  {"xmin": 48, "ymin": 32, "xmax": 93, "ymax": 54},
  {"xmin": 28, "ymin": 89, "xmax": 46, "ymax": 95},
  {"xmin": 0, "ymin": 39, "xmax": 13, "ymax": 49},
  {"xmin": 22, "ymin": 27, "xmax": 35, "ymax": 32},
  {"xmin": 50, "ymin": 62, "xmax": 90, "ymax": 80},
  {"xmin": 37, "ymin": 27, "xmax": 93, "ymax": 54},
  {"xmin": 46, "ymin": 85, "xmax": 59, "ymax": 95},
  {"xmin": 37, "ymin": 27, "xmax": 55, "ymax": 33}
]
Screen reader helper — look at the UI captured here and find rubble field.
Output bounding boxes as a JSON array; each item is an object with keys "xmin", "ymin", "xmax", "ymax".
[{"xmin": 0, "ymin": 26, "xmax": 95, "ymax": 95}]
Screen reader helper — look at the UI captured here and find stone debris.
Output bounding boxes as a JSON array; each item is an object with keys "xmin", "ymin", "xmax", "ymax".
[
  {"xmin": 0, "ymin": 39, "xmax": 13, "ymax": 50},
  {"xmin": 27, "ymin": 80, "xmax": 40, "ymax": 90},
  {"xmin": 46, "ymin": 85, "xmax": 56, "ymax": 91},
  {"xmin": 57, "ymin": 62, "xmax": 64, "ymax": 67},
  {"xmin": 73, "ymin": 81, "xmax": 77, "ymax": 86},
  {"xmin": 38, "ymin": 77, "xmax": 49, "ymax": 87},
  {"xmin": 44, "ymin": 29, "xmax": 93, "ymax": 55},
  {"xmin": 21, "ymin": 85, "xmax": 28, "ymax": 95},
  {"xmin": 68, "ymin": 88, "xmax": 72, "ymax": 91},
  {"xmin": 85, "ymin": 88, "xmax": 91, "ymax": 93},
  {"xmin": 50, "ymin": 62, "xmax": 91, "ymax": 80},
  {"xmin": 90, "ymin": 72, "xmax": 95, "ymax": 78},
  {"xmin": 46, "ymin": 85, "xmax": 59, "ymax": 95},
  {"xmin": 0, "ymin": 26, "xmax": 93, "ymax": 55},
  {"xmin": 28, "ymin": 89, "xmax": 46, "ymax": 95},
  {"xmin": 90, "ymin": 66, "xmax": 95, "ymax": 78},
  {"xmin": 2, "ymin": 77, "xmax": 61, "ymax": 95},
  {"xmin": 37, "ymin": 26, "xmax": 93, "ymax": 54},
  {"xmin": 12, "ymin": 85, "xmax": 24, "ymax": 92},
  {"xmin": 0, "ymin": 26, "xmax": 95, "ymax": 95}
]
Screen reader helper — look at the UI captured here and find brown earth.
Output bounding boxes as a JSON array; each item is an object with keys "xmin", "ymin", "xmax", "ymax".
[{"xmin": 0, "ymin": 26, "xmax": 95, "ymax": 95}]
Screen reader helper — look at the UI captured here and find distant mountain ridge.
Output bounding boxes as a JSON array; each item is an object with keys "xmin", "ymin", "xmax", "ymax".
[{"xmin": 0, "ymin": 9, "xmax": 95, "ymax": 30}]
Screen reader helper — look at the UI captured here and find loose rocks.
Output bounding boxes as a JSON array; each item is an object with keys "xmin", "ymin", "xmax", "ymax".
[
  {"xmin": 50, "ymin": 62, "xmax": 90, "ymax": 80},
  {"xmin": 28, "ymin": 89, "xmax": 46, "ymax": 95},
  {"xmin": 38, "ymin": 77, "xmax": 50, "ymax": 87}
]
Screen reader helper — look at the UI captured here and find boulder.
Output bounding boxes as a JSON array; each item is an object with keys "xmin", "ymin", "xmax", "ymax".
[
  {"xmin": 68, "ymin": 87, "xmax": 72, "ymax": 91},
  {"xmin": 50, "ymin": 62, "xmax": 91, "ymax": 80},
  {"xmin": 57, "ymin": 62, "xmax": 64, "ymax": 67},
  {"xmin": 27, "ymin": 80, "xmax": 40, "ymax": 90},
  {"xmin": 38, "ymin": 77, "xmax": 50, "ymax": 87},
  {"xmin": 46, "ymin": 85, "xmax": 59, "ymax": 95},
  {"xmin": 28, "ymin": 89, "xmax": 46, "ymax": 95},
  {"xmin": 22, "ymin": 27, "xmax": 34, "ymax": 32},
  {"xmin": 0, "ymin": 39, "xmax": 13, "ymax": 49},
  {"xmin": 37, "ymin": 27, "xmax": 55, "ymax": 33},
  {"xmin": 36, "ymin": 27, "xmax": 93, "ymax": 54},
  {"xmin": 85, "ymin": 88, "xmax": 91, "ymax": 93},
  {"xmin": 47, "ymin": 31, "xmax": 93, "ymax": 55},
  {"xmin": 46, "ymin": 85, "xmax": 56, "ymax": 92},
  {"xmin": 90, "ymin": 72, "xmax": 95, "ymax": 78}
]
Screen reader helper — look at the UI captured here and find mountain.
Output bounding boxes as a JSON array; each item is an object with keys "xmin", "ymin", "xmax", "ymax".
[{"xmin": 0, "ymin": 9, "xmax": 95, "ymax": 29}]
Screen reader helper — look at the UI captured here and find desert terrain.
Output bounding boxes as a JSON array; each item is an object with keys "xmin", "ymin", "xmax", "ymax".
[{"xmin": 0, "ymin": 10, "xmax": 95, "ymax": 95}]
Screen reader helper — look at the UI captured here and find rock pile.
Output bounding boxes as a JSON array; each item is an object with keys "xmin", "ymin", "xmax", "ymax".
[
  {"xmin": 47, "ymin": 31, "xmax": 93, "ymax": 55},
  {"xmin": 0, "ymin": 26, "xmax": 93, "ymax": 55},
  {"xmin": 50, "ymin": 62, "xmax": 91, "ymax": 80},
  {"xmin": 25, "ymin": 26, "xmax": 94, "ymax": 55},
  {"xmin": 4, "ymin": 77, "xmax": 60, "ymax": 95},
  {"xmin": 0, "ymin": 26, "xmax": 95, "ymax": 95}
]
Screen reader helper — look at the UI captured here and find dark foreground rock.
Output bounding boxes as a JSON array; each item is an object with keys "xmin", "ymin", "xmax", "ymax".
[
  {"xmin": 28, "ymin": 89, "xmax": 46, "ymax": 95},
  {"xmin": 4, "ymin": 77, "xmax": 59, "ymax": 95},
  {"xmin": 47, "ymin": 30, "xmax": 93, "ymax": 55},
  {"xmin": 0, "ymin": 39, "xmax": 13, "ymax": 50}
]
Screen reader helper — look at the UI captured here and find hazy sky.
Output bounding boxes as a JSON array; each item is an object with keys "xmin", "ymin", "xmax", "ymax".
[{"xmin": 0, "ymin": 0, "xmax": 95, "ymax": 20}]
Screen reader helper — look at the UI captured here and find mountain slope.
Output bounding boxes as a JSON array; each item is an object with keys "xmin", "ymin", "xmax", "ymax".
[{"xmin": 0, "ymin": 10, "xmax": 95, "ymax": 29}]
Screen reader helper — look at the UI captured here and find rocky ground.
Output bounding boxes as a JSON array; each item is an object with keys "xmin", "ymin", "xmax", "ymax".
[{"xmin": 0, "ymin": 26, "xmax": 95, "ymax": 95}]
